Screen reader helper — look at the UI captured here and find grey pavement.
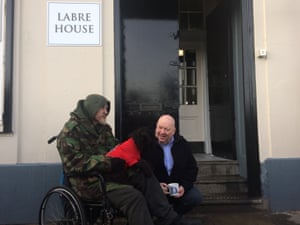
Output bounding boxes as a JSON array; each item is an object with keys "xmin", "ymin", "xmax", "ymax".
[
  {"xmin": 85, "ymin": 204, "xmax": 300, "ymax": 225},
  {"xmin": 17, "ymin": 204, "xmax": 300, "ymax": 225},
  {"xmin": 186, "ymin": 204, "xmax": 300, "ymax": 225}
]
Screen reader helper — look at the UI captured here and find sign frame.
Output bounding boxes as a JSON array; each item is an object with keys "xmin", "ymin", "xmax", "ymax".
[{"xmin": 47, "ymin": 2, "xmax": 102, "ymax": 46}]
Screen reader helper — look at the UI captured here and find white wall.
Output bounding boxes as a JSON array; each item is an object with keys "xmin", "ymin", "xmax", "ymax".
[
  {"xmin": 0, "ymin": 0, "xmax": 115, "ymax": 164},
  {"xmin": 2, "ymin": 0, "xmax": 300, "ymax": 164},
  {"xmin": 254, "ymin": 0, "xmax": 300, "ymax": 161}
]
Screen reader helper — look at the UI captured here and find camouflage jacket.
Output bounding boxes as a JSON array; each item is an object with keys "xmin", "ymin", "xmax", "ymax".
[{"xmin": 56, "ymin": 100, "xmax": 127, "ymax": 200}]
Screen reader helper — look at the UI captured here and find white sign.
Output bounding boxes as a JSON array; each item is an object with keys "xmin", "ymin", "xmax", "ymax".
[{"xmin": 47, "ymin": 2, "xmax": 101, "ymax": 46}]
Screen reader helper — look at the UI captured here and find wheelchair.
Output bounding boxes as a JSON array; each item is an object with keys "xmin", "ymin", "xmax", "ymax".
[{"xmin": 39, "ymin": 171, "xmax": 120, "ymax": 225}]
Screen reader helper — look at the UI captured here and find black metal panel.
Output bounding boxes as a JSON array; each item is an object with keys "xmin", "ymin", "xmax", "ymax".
[
  {"xmin": 121, "ymin": 0, "xmax": 178, "ymax": 20},
  {"xmin": 240, "ymin": 0, "xmax": 261, "ymax": 197},
  {"xmin": 3, "ymin": 0, "xmax": 14, "ymax": 133},
  {"xmin": 116, "ymin": 0, "xmax": 179, "ymax": 140},
  {"xmin": 114, "ymin": 0, "xmax": 123, "ymax": 139}
]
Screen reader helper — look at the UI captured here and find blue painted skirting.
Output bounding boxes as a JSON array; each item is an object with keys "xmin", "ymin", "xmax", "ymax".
[
  {"xmin": 261, "ymin": 158, "xmax": 300, "ymax": 212},
  {"xmin": 0, "ymin": 163, "xmax": 62, "ymax": 224}
]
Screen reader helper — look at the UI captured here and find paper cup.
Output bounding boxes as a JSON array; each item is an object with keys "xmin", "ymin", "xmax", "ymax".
[{"xmin": 168, "ymin": 183, "xmax": 179, "ymax": 196}]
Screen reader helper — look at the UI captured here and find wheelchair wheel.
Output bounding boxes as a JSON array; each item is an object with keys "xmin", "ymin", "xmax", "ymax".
[{"xmin": 39, "ymin": 186, "xmax": 87, "ymax": 225}]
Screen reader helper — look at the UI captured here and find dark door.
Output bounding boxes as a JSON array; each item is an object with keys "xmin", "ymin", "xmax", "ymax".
[
  {"xmin": 117, "ymin": 0, "xmax": 179, "ymax": 140},
  {"xmin": 206, "ymin": 1, "xmax": 236, "ymax": 159}
]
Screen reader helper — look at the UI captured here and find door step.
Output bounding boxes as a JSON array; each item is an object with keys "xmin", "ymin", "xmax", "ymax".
[
  {"xmin": 195, "ymin": 174, "xmax": 249, "ymax": 204},
  {"xmin": 194, "ymin": 154, "xmax": 258, "ymax": 205},
  {"xmin": 201, "ymin": 194, "xmax": 262, "ymax": 205}
]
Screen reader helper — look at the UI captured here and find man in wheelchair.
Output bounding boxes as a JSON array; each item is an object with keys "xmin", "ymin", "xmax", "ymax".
[{"xmin": 56, "ymin": 94, "xmax": 197, "ymax": 225}]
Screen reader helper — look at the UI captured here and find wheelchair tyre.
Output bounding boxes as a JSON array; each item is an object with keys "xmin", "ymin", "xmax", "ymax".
[{"xmin": 39, "ymin": 185, "xmax": 87, "ymax": 225}]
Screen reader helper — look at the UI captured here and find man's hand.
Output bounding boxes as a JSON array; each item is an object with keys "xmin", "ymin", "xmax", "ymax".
[
  {"xmin": 160, "ymin": 182, "xmax": 169, "ymax": 195},
  {"xmin": 172, "ymin": 185, "xmax": 184, "ymax": 198}
]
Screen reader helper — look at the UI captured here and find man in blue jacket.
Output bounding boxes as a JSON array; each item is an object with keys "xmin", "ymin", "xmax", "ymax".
[{"xmin": 149, "ymin": 114, "xmax": 202, "ymax": 215}]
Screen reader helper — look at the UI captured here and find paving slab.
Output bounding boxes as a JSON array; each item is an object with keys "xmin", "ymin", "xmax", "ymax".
[
  {"xmin": 16, "ymin": 204, "xmax": 300, "ymax": 225},
  {"xmin": 186, "ymin": 204, "xmax": 300, "ymax": 225}
]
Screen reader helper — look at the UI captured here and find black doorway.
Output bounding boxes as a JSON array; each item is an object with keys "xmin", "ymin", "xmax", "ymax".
[
  {"xmin": 115, "ymin": 0, "xmax": 179, "ymax": 141},
  {"xmin": 206, "ymin": 1, "xmax": 236, "ymax": 160},
  {"xmin": 114, "ymin": 0, "xmax": 261, "ymax": 198}
]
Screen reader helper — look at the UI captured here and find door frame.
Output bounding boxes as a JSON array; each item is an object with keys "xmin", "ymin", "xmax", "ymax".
[
  {"xmin": 114, "ymin": 0, "xmax": 123, "ymax": 140},
  {"xmin": 114, "ymin": 0, "xmax": 261, "ymax": 197},
  {"xmin": 240, "ymin": 0, "xmax": 261, "ymax": 197}
]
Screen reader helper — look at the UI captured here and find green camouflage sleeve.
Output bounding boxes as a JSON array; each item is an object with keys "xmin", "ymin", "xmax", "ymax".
[{"xmin": 56, "ymin": 120, "xmax": 118, "ymax": 174}]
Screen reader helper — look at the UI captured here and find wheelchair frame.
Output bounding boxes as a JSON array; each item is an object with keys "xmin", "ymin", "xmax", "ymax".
[{"xmin": 38, "ymin": 172, "xmax": 117, "ymax": 225}]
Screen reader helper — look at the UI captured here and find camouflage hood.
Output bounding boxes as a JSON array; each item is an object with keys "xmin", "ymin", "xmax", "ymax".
[
  {"xmin": 70, "ymin": 94, "xmax": 110, "ymax": 137},
  {"xmin": 72, "ymin": 94, "xmax": 110, "ymax": 121}
]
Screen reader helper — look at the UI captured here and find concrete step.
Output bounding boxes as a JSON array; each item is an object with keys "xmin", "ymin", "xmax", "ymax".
[
  {"xmin": 197, "ymin": 160, "xmax": 240, "ymax": 177},
  {"xmin": 196, "ymin": 175, "xmax": 248, "ymax": 196},
  {"xmin": 194, "ymin": 154, "xmax": 251, "ymax": 204},
  {"xmin": 200, "ymin": 195, "xmax": 262, "ymax": 205}
]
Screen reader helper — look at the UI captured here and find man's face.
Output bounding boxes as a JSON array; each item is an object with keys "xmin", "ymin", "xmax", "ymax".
[
  {"xmin": 94, "ymin": 104, "xmax": 109, "ymax": 125},
  {"xmin": 155, "ymin": 116, "xmax": 176, "ymax": 144}
]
